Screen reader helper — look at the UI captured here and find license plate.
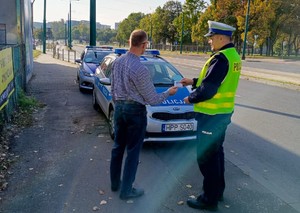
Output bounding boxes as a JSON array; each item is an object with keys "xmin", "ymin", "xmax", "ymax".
[{"xmin": 162, "ymin": 123, "xmax": 194, "ymax": 132}]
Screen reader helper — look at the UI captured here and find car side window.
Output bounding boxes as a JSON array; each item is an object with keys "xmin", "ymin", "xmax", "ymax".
[
  {"xmin": 100, "ymin": 58, "xmax": 112, "ymax": 77},
  {"xmin": 104, "ymin": 59, "xmax": 114, "ymax": 78},
  {"xmin": 80, "ymin": 51, "xmax": 85, "ymax": 60}
]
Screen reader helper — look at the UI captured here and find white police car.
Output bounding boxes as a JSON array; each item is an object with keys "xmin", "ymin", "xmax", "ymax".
[
  {"xmin": 93, "ymin": 49, "xmax": 197, "ymax": 142},
  {"xmin": 75, "ymin": 46, "xmax": 113, "ymax": 92}
]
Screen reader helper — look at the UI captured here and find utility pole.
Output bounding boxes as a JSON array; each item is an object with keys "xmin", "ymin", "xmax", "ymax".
[
  {"xmin": 65, "ymin": 23, "xmax": 67, "ymax": 46},
  {"xmin": 242, "ymin": 0, "xmax": 250, "ymax": 60},
  {"xmin": 68, "ymin": 2, "xmax": 72, "ymax": 48},
  {"xmin": 180, "ymin": 13, "xmax": 184, "ymax": 54},
  {"xmin": 43, "ymin": 0, "xmax": 46, "ymax": 53},
  {"xmin": 150, "ymin": 18, "xmax": 153, "ymax": 49},
  {"xmin": 90, "ymin": 0, "xmax": 96, "ymax": 46},
  {"xmin": 68, "ymin": 0, "xmax": 80, "ymax": 49}
]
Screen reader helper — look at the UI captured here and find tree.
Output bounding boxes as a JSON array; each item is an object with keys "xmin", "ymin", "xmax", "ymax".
[
  {"xmin": 97, "ymin": 29, "xmax": 117, "ymax": 44},
  {"xmin": 72, "ymin": 22, "xmax": 89, "ymax": 42},
  {"xmin": 278, "ymin": 0, "xmax": 300, "ymax": 56},
  {"xmin": 191, "ymin": 5, "xmax": 215, "ymax": 45},
  {"xmin": 139, "ymin": 1, "xmax": 183, "ymax": 45},
  {"xmin": 139, "ymin": 14, "xmax": 154, "ymax": 43},
  {"xmin": 174, "ymin": 0, "xmax": 207, "ymax": 44},
  {"xmin": 161, "ymin": 1, "xmax": 182, "ymax": 44},
  {"xmin": 33, "ymin": 27, "xmax": 43, "ymax": 41},
  {"xmin": 237, "ymin": 0, "xmax": 275, "ymax": 55},
  {"xmin": 116, "ymin": 12, "xmax": 145, "ymax": 46},
  {"xmin": 265, "ymin": 0, "xmax": 289, "ymax": 56},
  {"xmin": 50, "ymin": 19, "xmax": 65, "ymax": 40}
]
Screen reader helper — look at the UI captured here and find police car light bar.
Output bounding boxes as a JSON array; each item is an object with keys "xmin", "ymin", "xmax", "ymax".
[
  {"xmin": 114, "ymin": 48, "xmax": 128, "ymax": 55},
  {"xmin": 86, "ymin": 45, "xmax": 113, "ymax": 51},
  {"xmin": 144, "ymin": 49, "xmax": 160, "ymax": 56}
]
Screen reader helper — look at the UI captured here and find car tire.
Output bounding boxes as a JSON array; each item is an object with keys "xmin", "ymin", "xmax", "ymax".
[
  {"xmin": 108, "ymin": 109, "xmax": 115, "ymax": 140},
  {"xmin": 92, "ymin": 89, "xmax": 100, "ymax": 111}
]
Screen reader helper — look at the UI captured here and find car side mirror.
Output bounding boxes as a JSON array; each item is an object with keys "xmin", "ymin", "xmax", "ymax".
[
  {"xmin": 99, "ymin": 78, "xmax": 111, "ymax": 85},
  {"xmin": 75, "ymin": 59, "xmax": 82, "ymax": 63}
]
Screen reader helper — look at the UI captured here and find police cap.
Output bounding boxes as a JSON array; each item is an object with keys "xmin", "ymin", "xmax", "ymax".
[{"xmin": 204, "ymin": 20, "xmax": 236, "ymax": 37}]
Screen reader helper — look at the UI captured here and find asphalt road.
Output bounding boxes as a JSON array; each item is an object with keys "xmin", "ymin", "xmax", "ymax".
[{"xmin": 0, "ymin": 52, "xmax": 299, "ymax": 213}]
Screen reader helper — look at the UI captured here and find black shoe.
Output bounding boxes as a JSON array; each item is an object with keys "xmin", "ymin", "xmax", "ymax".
[
  {"xmin": 111, "ymin": 181, "xmax": 121, "ymax": 192},
  {"xmin": 111, "ymin": 185, "xmax": 119, "ymax": 192},
  {"xmin": 120, "ymin": 188, "xmax": 144, "ymax": 200},
  {"xmin": 187, "ymin": 197, "xmax": 218, "ymax": 211}
]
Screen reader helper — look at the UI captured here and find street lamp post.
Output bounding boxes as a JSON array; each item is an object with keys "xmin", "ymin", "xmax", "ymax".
[
  {"xmin": 68, "ymin": 2, "xmax": 72, "ymax": 48},
  {"xmin": 68, "ymin": 0, "xmax": 80, "ymax": 49},
  {"xmin": 65, "ymin": 23, "xmax": 67, "ymax": 46},
  {"xmin": 90, "ymin": 0, "xmax": 96, "ymax": 46},
  {"xmin": 242, "ymin": 0, "xmax": 250, "ymax": 60},
  {"xmin": 180, "ymin": 13, "xmax": 184, "ymax": 54},
  {"xmin": 43, "ymin": 0, "xmax": 46, "ymax": 53},
  {"xmin": 150, "ymin": 18, "xmax": 153, "ymax": 49}
]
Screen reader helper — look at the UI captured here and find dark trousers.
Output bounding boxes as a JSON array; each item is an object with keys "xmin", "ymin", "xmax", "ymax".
[
  {"xmin": 195, "ymin": 112, "xmax": 232, "ymax": 204},
  {"xmin": 110, "ymin": 101, "xmax": 147, "ymax": 196}
]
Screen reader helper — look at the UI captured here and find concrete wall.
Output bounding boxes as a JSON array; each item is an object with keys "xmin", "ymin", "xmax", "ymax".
[{"xmin": 0, "ymin": 0, "xmax": 18, "ymax": 45}]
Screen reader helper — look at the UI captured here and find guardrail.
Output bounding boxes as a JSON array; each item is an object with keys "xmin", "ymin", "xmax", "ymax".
[{"xmin": 53, "ymin": 46, "xmax": 77, "ymax": 63}]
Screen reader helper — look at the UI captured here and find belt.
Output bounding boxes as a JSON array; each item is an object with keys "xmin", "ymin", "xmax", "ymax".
[{"xmin": 115, "ymin": 100, "xmax": 144, "ymax": 106}]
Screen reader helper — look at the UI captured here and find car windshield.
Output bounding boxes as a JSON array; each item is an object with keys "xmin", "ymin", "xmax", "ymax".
[
  {"xmin": 84, "ymin": 50, "xmax": 111, "ymax": 64},
  {"xmin": 144, "ymin": 61, "xmax": 183, "ymax": 86}
]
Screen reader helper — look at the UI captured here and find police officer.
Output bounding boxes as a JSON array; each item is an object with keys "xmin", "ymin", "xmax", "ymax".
[{"xmin": 180, "ymin": 20, "xmax": 241, "ymax": 211}]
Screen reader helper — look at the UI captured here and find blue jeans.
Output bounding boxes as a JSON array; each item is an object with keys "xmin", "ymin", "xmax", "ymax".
[
  {"xmin": 110, "ymin": 101, "xmax": 147, "ymax": 196},
  {"xmin": 195, "ymin": 112, "xmax": 232, "ymax": 204}
]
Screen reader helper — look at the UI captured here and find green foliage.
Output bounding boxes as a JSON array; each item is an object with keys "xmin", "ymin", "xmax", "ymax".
[
  {"xmin": 97, "ymin": 28, "xmax": 117, "ymax": 44},
  {"xmin": 73, "ymin": 22, "xmax": 90, "ymax": 42},
  {"xmin": 191, "ymin": 5, "xmax": 214, "ymax": 43},
  {"xmin": 116, "ymin": 12, "xmax": 145, "ymax": 45},
  {"xmin": 33, "ymin": 28, "xmax": 43, "ymax": 41},
  {"xmin": 18, "ymin": 90, "xmax": 40, "ymax": 113}
]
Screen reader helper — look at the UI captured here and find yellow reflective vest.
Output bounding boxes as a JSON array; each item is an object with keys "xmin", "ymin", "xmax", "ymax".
[{"xmin": 194, "ymin": 47, "xmax": 241, "ymax": 115}]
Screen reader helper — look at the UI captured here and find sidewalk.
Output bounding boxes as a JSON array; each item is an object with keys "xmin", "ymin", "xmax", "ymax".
[
  {"xmin": 241, "ymin": 65, "xmax": 300, "ymax": 90},
  {"xmin": 0, "ymin": 53, "xmax": 299, "ymax": 213}
]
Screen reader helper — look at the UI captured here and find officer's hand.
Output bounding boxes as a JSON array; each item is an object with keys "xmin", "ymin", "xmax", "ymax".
[
  {"xmin": 180, "ymin": 78, "xmax": 193, "ymax": 86},
  {"xmin": 168, "ymin": 86, "xmax": 178, "ymax": 96},
  {"xmin": 183, "ymin": 96, "xmax": 190, "ymax": 104}
]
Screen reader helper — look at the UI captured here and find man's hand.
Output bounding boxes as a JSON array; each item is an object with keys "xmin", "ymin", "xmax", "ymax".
[
  {"xmin": 168, "ymin": 86, "xmax": 178, "ymax": 96},
  {"xmin": 183, "ymin": 96, "xmax": 190, "ymax": 104},
  {"xmin": 180, "ymin": 78, "xmax": 193, "ymax": 86}
]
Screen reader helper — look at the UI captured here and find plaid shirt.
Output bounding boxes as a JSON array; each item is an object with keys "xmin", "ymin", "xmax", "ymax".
[{"xmin": 111, "ymin": 52, "xmax": 169, "ymax": 105}]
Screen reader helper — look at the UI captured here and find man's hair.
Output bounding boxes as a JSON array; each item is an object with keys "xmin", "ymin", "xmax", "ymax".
[{"xmin": 130, "ymin": 29, "xmax": 148, "ymax": 47}]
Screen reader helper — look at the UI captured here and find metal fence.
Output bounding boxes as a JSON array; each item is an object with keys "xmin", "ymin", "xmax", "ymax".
[
  {"xmin": 53, "ymin": 46, "xmax": 77, "ymax": 63},
  {"xmin": 152, "ymin": 44, "xmax": 210, "ymax": 53}
]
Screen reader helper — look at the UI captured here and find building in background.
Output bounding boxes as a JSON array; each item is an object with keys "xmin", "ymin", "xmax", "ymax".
[{"xmin": 114, "ymin": 22, "xmax": 120, "ymax": 30}]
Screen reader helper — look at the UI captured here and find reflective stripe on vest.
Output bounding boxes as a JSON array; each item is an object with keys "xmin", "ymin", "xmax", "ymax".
[{"xmin": 194, "ymin": 47, "xmax": 241, "ymax": 115}]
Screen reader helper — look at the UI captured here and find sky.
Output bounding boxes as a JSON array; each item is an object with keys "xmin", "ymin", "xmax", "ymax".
[{"xmin": 33, "ymin": 0, "xmax": 186, "ymax": 29}]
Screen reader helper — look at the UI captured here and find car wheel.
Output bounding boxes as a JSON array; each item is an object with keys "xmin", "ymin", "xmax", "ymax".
[
  {"xmin": 108, "ymin": 109, "xmax": 115, "ymax": 140},
  {"xmin": 92, "ymin": 89, "xmax": 100, "ymax": 111}
]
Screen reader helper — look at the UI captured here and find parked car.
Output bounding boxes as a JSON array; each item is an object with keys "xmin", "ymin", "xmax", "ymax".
[
  {"xmin": 93, "ymin": 49, "xmax": 197, "ymax": 143},
  {"xmin": 75, "ymin": 46, "xmax": 113, "ymax": 91}
]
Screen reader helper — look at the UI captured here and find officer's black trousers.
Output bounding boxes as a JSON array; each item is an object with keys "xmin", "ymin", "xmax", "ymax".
[{"xmin": 195, "ymin": 112, "xmax": 232, "ymax": 204}]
